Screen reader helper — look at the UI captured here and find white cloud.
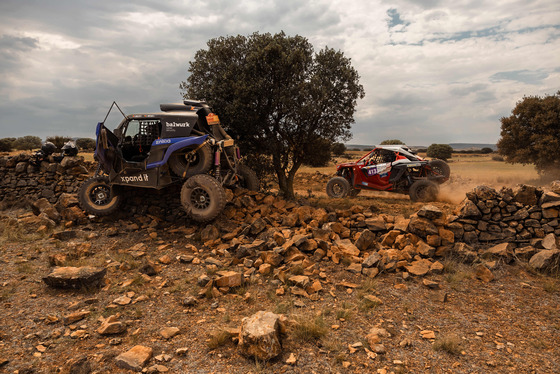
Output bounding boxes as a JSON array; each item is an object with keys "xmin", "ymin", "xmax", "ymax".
[{"xmin": 0, "ymin": 0, "xmax": 558, "ymax": 145}]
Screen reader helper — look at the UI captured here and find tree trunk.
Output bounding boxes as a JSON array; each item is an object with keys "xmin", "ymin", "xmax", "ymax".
[{"xmin": 276, "ymin": 169, "xmax": 295, "ymax": 199}]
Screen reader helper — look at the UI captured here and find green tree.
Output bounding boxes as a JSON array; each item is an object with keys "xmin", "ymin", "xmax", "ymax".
[
  {"xmin": 46, "ymin": 135, "xmax": 72, "ymax": 150},
  {"xmin": 76, "ymin": 138, "xmax": 96, "ymax": 151},
  {"xmin": 427, "ymin": 144, "xmax": 453, "ymax": 160},
  {"xmin": 497, "ymin": 92, "xmax": 560, "ymax": 173},
  {"xmin": 0, "ymin": 137, "xmax": 16, "ymax": 152},
  {"xmin": 332, "ymin": 142, "xmax": 347, "ymax": 157},
  {"xmin": 181, "ymin": 32, "xmax": 364, "ymax": 198},
  {"xmin": 380, "ymin": 139, "xmax": 404, "ymax": 145},
  {"xmin": 13, "ymin": 136, "xmax": 42, "ymax": 151},
  {"xmin": 304, "ymin": 137, "xmax": 333, "ymax": 167},
  {"xmin": 480, "ymin": 147, "xmax": 493, "ymax": 154}
]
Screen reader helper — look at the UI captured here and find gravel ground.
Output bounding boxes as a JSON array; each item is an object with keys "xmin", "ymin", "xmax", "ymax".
[{"xmin": 1, "ymin": 205, "xmax": 559, "ymax": 374}]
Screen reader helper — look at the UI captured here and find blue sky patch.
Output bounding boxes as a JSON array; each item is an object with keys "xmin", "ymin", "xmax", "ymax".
[{"xmin": 490, "ymin": 70, "xmax": 549, "ymax": 85}]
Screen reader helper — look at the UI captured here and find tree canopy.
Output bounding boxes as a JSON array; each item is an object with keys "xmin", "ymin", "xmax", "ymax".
[
  {"xmin": 427, "ymin": 144, "xmax": 453, "ymax": 161},
  {"xmin": 181, "ymin": 32, "xmax": 364, "ymax": 197},
  {"xmin": 380, "ymin": 139, "xmax": 404, "ymax": 145},
  {"xmin": 497, "ymin": 92, "xmax": 560, "ymax": 173}
]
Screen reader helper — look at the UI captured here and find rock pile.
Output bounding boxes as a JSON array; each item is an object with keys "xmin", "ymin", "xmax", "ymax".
[
  {"xmin": 189, "ymin": 185, "xmax": 560, "ymax": 281},
  {"xmin": 2, "ymin": 152, "xmax": 559, "ymax": 276}
]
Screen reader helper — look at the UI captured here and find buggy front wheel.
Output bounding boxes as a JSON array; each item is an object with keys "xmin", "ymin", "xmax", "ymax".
[
  {"xmin": 78, "ymin": 177, "xmax": 121, "ymax": 216},
  {"xmin": 409, "ymin": 180, "xmax": 439, "ymax": 202},
  {"xmin": 326, "ymin": 177, "xmax": 351, "ymax": 198},
  {"xmin": 181, "ymin": 174, "xmax": 226, "ymax": 223}
]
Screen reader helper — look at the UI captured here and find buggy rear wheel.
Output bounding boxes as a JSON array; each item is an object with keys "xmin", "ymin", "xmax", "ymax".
[
  {"xmin": 169, "ymin": 143, "xmax": 213, "ymax": 178},
  {"xmin": 409, "ymin": 180, "xmax": 439, "ymax": 202},
  {"xmin": 181, "ymin": 174, "xmax": 226, "ymax": 223},
  {"xmin": 428, "ymin": 159, "xmax": 450, "ymax": 183},
  {"xmin": 236, "ymin": 164, "xmax": 259, "ymax": 191},
  {"xmin": 78, "ymin": 176, "xmax": 121, "ymax": 216},
  {"xmin": 326, "ymin": 177, "xmax": 351, "ymax": 198}
]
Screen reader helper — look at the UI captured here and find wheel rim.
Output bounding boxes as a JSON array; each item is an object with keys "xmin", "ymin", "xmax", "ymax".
[
  {"xmin": 183, "ymin": 150, "xmax": 200, "ymax": 166},
  {"xmin": 90, "ymin": 184, "xmax": 111, "ymax": 206},
  {"xmin": 191, "ymin": 187, "xmax": 210, "ymax": 210},
  {"xmin": 332, "ymin": 183, "xmax": 344, "ymax": 196}
]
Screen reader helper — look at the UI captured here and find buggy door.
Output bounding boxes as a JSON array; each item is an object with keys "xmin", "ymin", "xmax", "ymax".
[{"xmin": 95, "ymin": 122, "xmax": 123, "ymax": 174}]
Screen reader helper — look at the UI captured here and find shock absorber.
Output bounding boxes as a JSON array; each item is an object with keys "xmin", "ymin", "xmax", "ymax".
[{"xmin": 214, "ymin": 142, "xmax": 222, "ymax": 181}]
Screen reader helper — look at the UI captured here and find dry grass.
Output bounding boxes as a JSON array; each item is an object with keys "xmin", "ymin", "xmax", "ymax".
[
  {"xmin": 207, "ymin": 329, "xmax": 233, "ymax": 350},
  {"xmin": 432, "ymin": 334, "xmax": 462, "ymax": 355},
  {"xmin": 292, "ymin": 314, "xmax": 328, "ymax": 342}
]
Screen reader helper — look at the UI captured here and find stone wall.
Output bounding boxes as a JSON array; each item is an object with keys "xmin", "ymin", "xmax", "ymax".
[
  {"xmin": 0, "ymin": 154, "xmax": 92, "ymax": 206},
  {"xmin": 0, "ymin": 154, "xmax": 187, "ymax": 222},
  {"xmin": 453, "ymin": 184, "xmax": 560, "ymax": 244}
]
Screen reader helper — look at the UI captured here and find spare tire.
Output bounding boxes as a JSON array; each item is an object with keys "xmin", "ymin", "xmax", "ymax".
[
  {"xmin": 181, "ymin": 174, "xmax": 226, "ymax": 223},
  {"xmin": 409, "ymin": 180, "xmax": 439, "ymax": 202},
  {"xmin": 169, "ymin": 144, "xmax": 213, "ymax": 178}
]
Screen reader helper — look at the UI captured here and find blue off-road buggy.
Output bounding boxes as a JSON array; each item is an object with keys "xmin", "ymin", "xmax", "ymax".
[{"xmin": 78, "ymin": 100, "xmax": 258, "ymax": 222}]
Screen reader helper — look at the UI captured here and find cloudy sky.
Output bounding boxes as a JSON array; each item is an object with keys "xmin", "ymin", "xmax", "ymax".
[{"xmin": 1, "ymin": 0, "xmax": 559, "ymax": 146}]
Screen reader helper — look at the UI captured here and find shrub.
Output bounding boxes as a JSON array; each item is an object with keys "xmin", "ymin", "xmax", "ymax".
[
  {"xmin": 331, "ymin": 142, "xmax": 347, "ymax": 157},
  {"xmin": 76, "ymin": 138, "xmax": 96, "ymax": 151},
  {"xmin": 427, "ymin": 144, "xmax": 453, "ymax": 161},
  {"xmin": 432, "ymin": 334, "xmax": 462, "ymax": 355},
  {"xmin": 380, "ymin": 139, "xmax": 404, "ymax": 145},
  {"xmin": 13, "ymin": 136, "xmax": 42, "ymax": 151},
  {"xmin": 0, "ymin": 138, "xmax": 16, "ymax": 152}
]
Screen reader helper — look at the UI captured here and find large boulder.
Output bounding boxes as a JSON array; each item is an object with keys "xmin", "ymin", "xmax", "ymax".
[
  {"xmin": 239, "ymin": 311, "xmax": 283, "ymax": 360},
  {"xmin": 355, "ymin": 229, "xmax": 376, "ymax": 251},
  {"xmin": 529, "ymin": 249, "xmax": 560, "ymax": 272},
  {"xmin": 334, "ymin": 239, "xmax": 360, "ymax": 257},
  {"xmin": 115, "ymin": 345, "xmax": 153, "ymax": 371},
  {"xmin": 482, "ymin": 242, "xmax": 516, "ymax": 262},
  {"xmin": 550, "ymin": 180, "xmax": 560, "ymax": 194},
  {"xmin": 542, "ymin": 233, "xmax": 558, "ymax": 250},
  {"xmin": 365, "ymin": 217, "xmax": 386, "ymax": 232},
  {"xmin": 407, "ymin": 216, "xmax": 438, "ymax": 238},
  {"xmin": 472, "ymin": 185, "xmax": 500, "ymax": 201},
  {"xmin": 42, "ymin": 266, "xmax": 106, "ymax": 289},
  {"xmin": 457, "ymin": 200, "xmax": 482, "ymax": 219},
  {"xmin": 417, "ymin": 205, "xmax": 443, "ymax": 220}
]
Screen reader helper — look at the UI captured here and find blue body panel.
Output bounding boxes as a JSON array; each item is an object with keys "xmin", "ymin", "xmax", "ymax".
[{"xmin": 146, "ymin": 135, "xmax": 208, "ymax": 169}]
